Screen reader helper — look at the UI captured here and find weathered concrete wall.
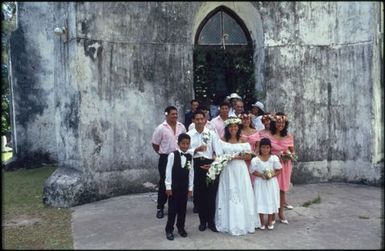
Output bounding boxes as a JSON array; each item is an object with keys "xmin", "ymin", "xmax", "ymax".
[
  {"xmin": 256, "ymin": 2, "xmax": 383, "ymax": 184},
  {"xmin": 10, "ymin": 2, "xmax": 382, "ymax": 207},
  {"xmin": 9, "ymin": 2, "xmax": 57, "ymax": 166},
  {"xmin": 43, "ymin": 2, "xmax": 198, "ymax": 207}
]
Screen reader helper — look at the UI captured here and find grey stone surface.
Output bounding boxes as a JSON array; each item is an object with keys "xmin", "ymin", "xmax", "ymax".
[
  {"xmin": 71, "ymin": 183, "xmax": 384, "ymax": 249},
  {"xmin": 8, "ymin": 2, "xmax": 383, "ymax": 206}
]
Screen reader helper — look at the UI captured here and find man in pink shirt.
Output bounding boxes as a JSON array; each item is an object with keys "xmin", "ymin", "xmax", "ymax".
[
  {"xmin": 152, "ymin": 106, "xmax": 186, "ymax": 219},
  {"xmin": 210, "ymin": 101, "xmax": 230, "ymax": 139}
]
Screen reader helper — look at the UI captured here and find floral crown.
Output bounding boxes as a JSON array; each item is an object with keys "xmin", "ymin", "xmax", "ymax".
[
  {"xmin": 224, "ymin": 117, "xmax": 242, "ymax": 126},
  {"xmin": 269, "ymin": 113, "xmax": 289, "ymax": 123},
  {"xmin": 238, "ymin": 113, "xmax": 252, "ymax": 119},
  {"xmin": 262, "ymin": 114, "xmax": 271, "ymax": 123}
]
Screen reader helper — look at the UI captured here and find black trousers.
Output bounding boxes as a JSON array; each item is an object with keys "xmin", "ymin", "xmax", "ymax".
[
  {"xmin": 193, "ymin": 157, "xmax": 218, "ymax": 227},
  {"xmin": 165, "ymin": 188, "xmax": 188, "ymax": 233},
  {"xmin": 157, "ymin": 154, "xmax": 168, "ymax": 210}
]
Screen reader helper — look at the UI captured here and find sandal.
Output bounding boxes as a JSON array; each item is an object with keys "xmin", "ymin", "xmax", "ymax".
[
  {"xmin": 280, "ymin": 219, "xmax": 289, "ymax": 224},
  {"xmin": 284, "ymin": 204, "xmax": 294, "ymax": 210}
]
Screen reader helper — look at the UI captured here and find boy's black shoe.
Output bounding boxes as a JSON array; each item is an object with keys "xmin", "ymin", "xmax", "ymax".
[
  {"xmin": 178, "ymin": 229, "xmax": 188, "ymax": 237},
  {"xmin": 208, "ymin": 224, "xmax": 218, "ymax": 232},
  {"xmin": 198, "ymin": 224, "xmax": 206, "ymax": 231},
  {"xmin": 166, "ymin": 232, "xmax": 174, "ymax": 241},
  {"xmin": 156, "ymin": 209, "xmax": 164, "ymax": 219}
]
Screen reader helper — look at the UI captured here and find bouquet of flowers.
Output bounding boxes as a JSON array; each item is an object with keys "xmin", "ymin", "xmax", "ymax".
[
  {"xmin": 202, "ymin": 131, "xmax": 211, "ymax": 145},
  {"xmin": 238, "ymin": 151, "xmax": 257, "ymax": 160},
  {"xmin": 279, "ymin": 149, "xmax": 298, "ymax": 161},
  {"xmin": 184, "ymin": 160, "xmax": 192, "ymax": 170},
  {"xmin": 263, "ymin": 169, "xmax": 276, "ymax": 180},
  {"xmin": 206, "ymin": 153, "xmax": 234, "ymax": 184}
]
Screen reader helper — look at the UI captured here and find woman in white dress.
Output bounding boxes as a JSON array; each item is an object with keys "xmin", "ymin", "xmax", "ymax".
[
  {"xmin": 215, "ymin": 117, "xmax": 256, "ymax": 235},
  {"xmin": 250, "ymin": 138, "xmax": 282, "ymax": 230}
]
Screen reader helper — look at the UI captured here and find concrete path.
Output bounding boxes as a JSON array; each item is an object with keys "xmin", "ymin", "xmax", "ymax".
[{"xmin": 71, "ymin": 183, "xmax": 383, "ymax": 249}]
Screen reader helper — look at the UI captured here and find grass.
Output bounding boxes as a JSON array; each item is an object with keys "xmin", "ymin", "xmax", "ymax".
[
  {"xmin": 2, "ymin": 151, "xmax": 13, "ymax": 162},
  {"xmin": 302, "ymin": 194, "xmax": 322, "ymax": 207},
  {"xmin": 2, "ymin": 165, "xmax": 73, "ymax": 250}
]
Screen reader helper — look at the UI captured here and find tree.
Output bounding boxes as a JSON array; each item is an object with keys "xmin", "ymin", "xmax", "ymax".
[{"xmin": 1, "ymin": 2, "xmax": 16, "ymax": 136}]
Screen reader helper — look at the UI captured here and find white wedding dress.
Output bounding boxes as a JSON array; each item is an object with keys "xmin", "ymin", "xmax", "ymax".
[{"xmin": 215, "ymin": 140, "xmax": 256, "ymax": 235}]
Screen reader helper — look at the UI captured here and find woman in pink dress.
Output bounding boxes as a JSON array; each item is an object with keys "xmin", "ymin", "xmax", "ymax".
[
  {"xmin": 263, "ymin": 112, "xmax": 295, "ymax": 224},
  {"xmin": 258, "ymin": 113, "xmax": 271, "ymax": 139},
  {"xmin": 239, "ymin": 112, "xmax": 260, "ymax": 185}
]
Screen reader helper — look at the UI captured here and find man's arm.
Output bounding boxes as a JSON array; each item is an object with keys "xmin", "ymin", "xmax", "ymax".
[{"xmin": 152, "ymin": 143, "xmax": 160, "ymax": 154}]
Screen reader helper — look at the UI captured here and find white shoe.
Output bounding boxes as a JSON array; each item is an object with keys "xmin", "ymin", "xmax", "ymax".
[
  {"xmin": 272, "ymin": 220, "xmax": 276, "ymax": 225},
  {"xmin": 259, "ymin": 225, "xmax": 265, "ymax": 230},
  {"xmin": 267, "ymin": 224, "xmax": 274, "ymax": 230},
  {"xmin": 280, "ymin": 219, "xmax": 289, "ymax": 224},
  {"xmin": 285, "ymin": 204, "xmax": 294, "ymax": 210}
]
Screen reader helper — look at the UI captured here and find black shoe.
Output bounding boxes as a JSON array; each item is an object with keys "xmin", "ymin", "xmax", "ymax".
[
  {"xmin": 166, "ymin": 232, "xmax": 174, "ymax": 241},
  {"xmin": 156, "ymin": 209, "xmax": 164, "ymax": 219},
  {"xmin": 208, "ymin": 225, "xmax": 218, "ymax": 232},
  {"xmin": 178, "ymin": 229, "xmax": 188, "ymax": 237},
  {"xmin": 193, "ymin": 206, "xmax": 198, "ymax": 213},
  {"xmin": 198, "ymin": 224, "xmax": 206, "ymax": 231}
]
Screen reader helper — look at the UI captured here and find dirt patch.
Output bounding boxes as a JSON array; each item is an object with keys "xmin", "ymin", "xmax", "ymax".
[{"xmin": 3, "ymin": 215, "xmax": 41, "ymax": 227}]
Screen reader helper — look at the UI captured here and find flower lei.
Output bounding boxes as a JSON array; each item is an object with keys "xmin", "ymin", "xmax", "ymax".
[{"xmin": 202, "ymin": 131, "xmax": 211, "ymax": 145}]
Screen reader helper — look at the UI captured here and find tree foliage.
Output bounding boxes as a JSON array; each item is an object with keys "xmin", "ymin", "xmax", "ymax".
[
  {"xmin": 1, "ymin": 2, "xmax": 16, "ymax": 135},
  {"xmin": 193, "ymin": 45, "xmax": 259, "ymax": 111}
]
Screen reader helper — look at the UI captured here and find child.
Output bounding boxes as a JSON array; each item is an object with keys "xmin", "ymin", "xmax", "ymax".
[
  {"xmin": 164, "ymin": 133, "xmax": 194, "ymax": 240},
  {"xmin": 250, "ymin": 137, "xmax": 282, "ymax": 230}
]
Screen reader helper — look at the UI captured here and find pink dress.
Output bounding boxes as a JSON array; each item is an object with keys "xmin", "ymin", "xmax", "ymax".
[
  {"xmin": 241, "ymin": 131, "xmax": 260, "ymax": 186},
  {"xmin": 258, "ymin": 129, "xmax": 271, "ymax": 140},
  {"xmin": 264, "ymin": 131, "xmax": 294, "ymax": 192}
]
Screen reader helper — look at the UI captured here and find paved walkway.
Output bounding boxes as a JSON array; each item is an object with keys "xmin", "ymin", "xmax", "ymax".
[{"xmin": 71, "ymin": 183, "xmax": 383, "ymax": 249}]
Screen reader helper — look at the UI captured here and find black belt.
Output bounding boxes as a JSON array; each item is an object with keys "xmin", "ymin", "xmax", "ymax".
[{"xmin": 193, "ymin": 157, "xmax": 213, "ymax": 161}]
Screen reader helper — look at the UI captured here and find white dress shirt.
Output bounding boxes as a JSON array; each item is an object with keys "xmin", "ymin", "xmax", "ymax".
[
  {"xmin": 252, "ymin": 115, "xmax": 265, "ymax": 131},
  {"xmin": 165, "ymin": 149, "xmax": 195, "ymax": 191},
  {"xmin": 188, "ymin": 121, "xmax": 218, "ymax": 135},
  {"xmin": 187, "ymin": 127, "xmax": 223, "ymax": 159}
]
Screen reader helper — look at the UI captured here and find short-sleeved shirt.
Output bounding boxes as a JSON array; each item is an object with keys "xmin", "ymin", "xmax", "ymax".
[{"xmin": 151, "ymin": 120, "xmax": 186, "ymax": 154}]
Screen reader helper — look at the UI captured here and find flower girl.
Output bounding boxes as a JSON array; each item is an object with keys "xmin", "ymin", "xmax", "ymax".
[{"xmin": 250, "ymin": 138, "xmax": 282, "ymax": 230}]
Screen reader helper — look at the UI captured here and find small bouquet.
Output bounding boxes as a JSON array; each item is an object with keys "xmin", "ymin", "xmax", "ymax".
[
  {"xmin": 202, "ymin": 131, "xmax": 211, "ymax": 145},
  {"xmin": 237, "ymin": 151, "xmax": 257, "ymax": 160},
  {"xmin": 279, "ymin": 149, "xmax": 298, "ymax": 162},
  {"xmin": 184, "ymin": 160, "xmax": 192, "ymax": 170},
  {"xmin": 206, "ymin": 153, "xmax": 234, "ymax": 184},
  {"xmin": 263, "ymin": 169, "xmax": 275, "ymax": 180}
]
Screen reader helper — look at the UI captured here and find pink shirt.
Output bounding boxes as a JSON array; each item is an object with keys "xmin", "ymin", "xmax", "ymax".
[
  {"xmin": 210, "ymin": 115, "xmax": 226, "ymax": 138},
  {"xmin": 151, "ymin": 120, "xmax": 186, "ymax": 154}
]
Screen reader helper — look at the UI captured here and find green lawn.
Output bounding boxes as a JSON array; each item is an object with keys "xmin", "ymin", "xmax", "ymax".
[{"xmin": 2, "ymin": 165, "xmax": 73, "ymax": 249}]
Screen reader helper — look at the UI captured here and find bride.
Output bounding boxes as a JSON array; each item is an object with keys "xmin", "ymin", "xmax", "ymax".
[{"xmin": 215, "ymin": 117, "xmax": 257, "ymax": 235}]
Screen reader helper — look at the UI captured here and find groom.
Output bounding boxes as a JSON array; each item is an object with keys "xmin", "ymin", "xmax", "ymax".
[{"xmin": 187, "ymin": 110, "xmax": 223, "ymax": 232}]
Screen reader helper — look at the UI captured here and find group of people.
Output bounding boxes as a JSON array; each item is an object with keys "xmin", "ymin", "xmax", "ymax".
[{"xmin": 151, "ymin": 93, "xmax": 296, "ymax": 240}]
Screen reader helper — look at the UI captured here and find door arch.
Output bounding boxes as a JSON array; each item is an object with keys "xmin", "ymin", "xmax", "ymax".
[{"xmin": 193, "ymin": 6, "xmax": 255, "ymax": 111}]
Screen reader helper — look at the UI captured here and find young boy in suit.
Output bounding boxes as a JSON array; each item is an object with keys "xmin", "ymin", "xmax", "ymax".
[{"xmin": 164, "ymin": 133, "xmax": 194, "ymax": 240}]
